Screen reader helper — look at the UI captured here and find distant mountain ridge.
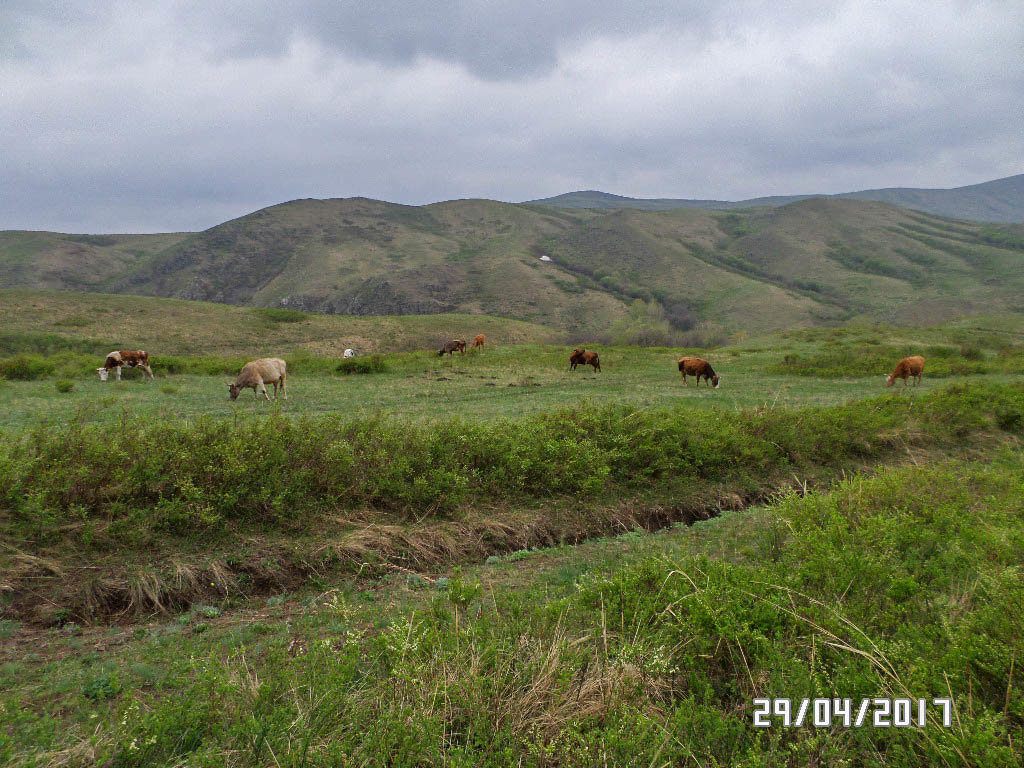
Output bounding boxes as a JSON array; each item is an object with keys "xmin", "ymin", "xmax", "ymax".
[
  {"xmin": 526, "ymin": 173, "xmax": 1024, "ymax": 223},
  {"xmin": 4, "ymin": 194, "xmax": 1024, "ymax": 338}
]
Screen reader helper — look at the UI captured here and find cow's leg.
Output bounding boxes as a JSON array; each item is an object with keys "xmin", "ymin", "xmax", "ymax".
[
  {"xmin": 281, "ymin": 374, "xmax": 287, "ymax": 399},
  {"xmin": 260, "ymin": 382, "xmax": 271, "ymax": 401},
  {"xmin": 115, "ymin": 366, "xmax": 122, "ymax": 381},
  {"xmin": 143, "ymin": 365, "xmax": 154, "ymax": 379}
]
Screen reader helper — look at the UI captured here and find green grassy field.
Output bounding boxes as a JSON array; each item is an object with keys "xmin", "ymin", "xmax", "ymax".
[
  {"xmin": 0, "ymin": 342, "xmax": 938, "ymax": 430},
  {"xmin": 2, "ymin": 300, "xmax": 1023, "ymax": 766},
  {"xmin": 3, "ymin": 319, "xmax": 1023, "ymax": 430}
]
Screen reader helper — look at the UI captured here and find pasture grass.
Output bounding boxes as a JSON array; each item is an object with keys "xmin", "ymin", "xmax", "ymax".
[
  {"xmin": 2, "ymin": 335, "xmax": 1022, "ymax": 430},
  {"xmin": 1, "ymin": 450, "xmax": 1021, "ymax": 766}
]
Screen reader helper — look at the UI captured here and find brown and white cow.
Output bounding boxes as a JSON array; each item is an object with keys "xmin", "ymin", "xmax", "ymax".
[
  {"xmin": 678, "ymin": 357, "xmax": 719, "ymax": 388},
  {"xmin": 97, "ymin": 350, "xmax": 154, "ymax": 381},
  {"xmin": 438, "ymin": 339, "xmax": 467, "ymax": 356},
  {"xmin": 569, "ymin": 348, "xmax": 601, "ymax": 372},
  {"xmin": 472, "ymin": 334, "xmax": 486, "ymax": 351},
  {"xmin": 885, "ymin": 355, "xmax": 925, "ymax": 387},
  {"xmin": 228, "ymin": 358, "xmax": 287, "ymax": 401}
]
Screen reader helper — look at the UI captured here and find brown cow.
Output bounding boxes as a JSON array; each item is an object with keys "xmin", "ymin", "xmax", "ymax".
[
  {"xmin": 97, "ymin": 350, "xmax": 154, "ymax": 381},
  {"xmin": 569, "ymin": 348, "xmax": 601, "ymax": 372},
  {"xmin": 678, "ymin": 357, "xmax": 720, "ymax": 388},
  {"xmin": 885, "ymin": 355, "xmax": 925, "ymax": 387},
  {"xmin": 472, "ymin": 334, "xmax": 486, "ymax": 351},
  {"xmin": 438, "ymin": 339, "xmax": 467, "ymax": 356},
  {"xmin": 228, "ymin": 358, "xmax": 287, "ymax": 401}
]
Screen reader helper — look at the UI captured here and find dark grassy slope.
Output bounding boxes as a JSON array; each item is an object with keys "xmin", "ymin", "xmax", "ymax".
[
  {"xmin": 3, "ymin": 197, "xmax": 1024, "ymax": 335},
  {"xmin": 530, "ymin": 172, "xmax": 1024, "ymax": 222}
]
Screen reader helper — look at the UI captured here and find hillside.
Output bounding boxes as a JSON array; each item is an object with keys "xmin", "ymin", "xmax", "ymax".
[
  {"xmin": 0, "ymin": 290, "xmax": 556, "ymax": 356},
  {"xmin": 530, "ymin": 173, "xmax": 1024, "ymax": 222},
  {"xmin": 3, "ymin": 197, "xmax": 1024, "ymax": 336}
]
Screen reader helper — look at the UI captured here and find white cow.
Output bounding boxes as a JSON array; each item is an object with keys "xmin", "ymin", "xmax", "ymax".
[{"xmin": 343, "ymin": 348, "xmax": 356, "ymax": 358}]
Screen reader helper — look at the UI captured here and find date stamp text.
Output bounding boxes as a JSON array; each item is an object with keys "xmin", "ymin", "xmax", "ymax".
[{"xmin": 752, "ymin": 698, "xmax": 953, "ymax": 728}]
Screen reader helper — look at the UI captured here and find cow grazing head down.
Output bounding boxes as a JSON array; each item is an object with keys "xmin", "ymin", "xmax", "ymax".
[
  {"xmin": 227, "ymin": 383, "xmax": 242, "ymax": 400},
  {"xmin": 97, "ymin": 367, "xmax": 109, "ymax": 381},
  {"xmin": 711, "ymin": 374, "xmax": 721, "ymax": 389}
]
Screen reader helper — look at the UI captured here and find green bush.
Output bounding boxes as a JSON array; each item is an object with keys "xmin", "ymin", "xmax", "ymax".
[
  {"xmin": 54, "ymin": 379, "xmax": 75, "ymax": 393},
  {"xmin": 336, "ymin": 354, "xmax": 387, "ymax": 375},
  {"xmin": 0, "ymin": 355, "xmax": 56, "ymax": 381}
]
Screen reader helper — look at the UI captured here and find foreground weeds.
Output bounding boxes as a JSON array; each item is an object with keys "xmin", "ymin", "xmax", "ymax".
[{"xmin": 2, "ymin": 453, "xmax": 1021, "ymax": 766}]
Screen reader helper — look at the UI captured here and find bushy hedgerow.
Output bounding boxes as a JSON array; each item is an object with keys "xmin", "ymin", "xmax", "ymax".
[{"xmin": 1, "ymin": 383, "xmax": 1021, "ymax": 540}]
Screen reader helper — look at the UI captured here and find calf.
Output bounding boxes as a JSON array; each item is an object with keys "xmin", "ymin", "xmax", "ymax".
[
  {"xmin": 886, "ymin": 355, "xmax": 925, "ymax": 387},
  {"xmin": 472, "ymin": 334, "xmax": 486, "ymax": 351},
  {"xmin": 228, "ymin": 358, "xmax": 287, "ymax": 401},
  {"xmin": 97, "ymin": 350, "xmax": 154, "ymax": 381},
  {"xmin": 569, "ymin": 348, "xmax": 601, "ymax": 372},
  {"xmin": 678, "ymin": 357, "xmax": 720, "ymax": 388},
  {"xmin": 438, "ymin": 339, "xmax": 467, "ymax": 356}
]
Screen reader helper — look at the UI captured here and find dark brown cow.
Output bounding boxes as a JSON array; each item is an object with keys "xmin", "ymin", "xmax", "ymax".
[
  {"xmin": 97, "ymin": 350, "xmax": 154, "ymax": 381},
  {"xmin": 569, "ymin": 348, "xmax": 601, "ymax": 372},
  {"xmin": 472, "ymin": 334, "xmax": 486, "ymax": 351},
  {"xmin": 886, "ymin": 355, "xmax": 925, "ymax": 387},
  {"xmin": 678, "ymin": 356, "xmax": 719, "ymax": 388},
  {"xmin": 438, "ymin": 339, "xmax": 467, "ymax": 356}
]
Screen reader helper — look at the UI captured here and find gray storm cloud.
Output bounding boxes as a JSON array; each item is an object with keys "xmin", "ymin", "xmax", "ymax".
[{"xmin": 0, "ymin": 0, "xmax": 1021, "ymax": 232}]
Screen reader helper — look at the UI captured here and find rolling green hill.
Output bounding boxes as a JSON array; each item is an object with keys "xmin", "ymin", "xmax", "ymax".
[
  {"xmin": 529, "ymin": 172, "xmax": 1024, "ymax": 222},
  {"xmin": 3, "ymin": 196, "xmax": 1024, "ymax": 337}
]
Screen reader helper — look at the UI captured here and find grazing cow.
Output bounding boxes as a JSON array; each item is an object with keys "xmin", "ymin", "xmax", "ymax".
[
  {"xmin": 96, "ymin": 350, "xmax": 154, "ymax": 381},
  {"xmin": 885, "ymin": 355, "xmax": 925, "ymax": 388},
  {"xmin": 472, "ymin": 334, "xmax": 486, "ymax": 351},
  {"xmin": 228, "ymin": 358, "xmax": 287, "ymax": 401},
  {"xmin": 678, "ymin": 357, "xmax": 720, "ymax": 388},
  {"xmin": 569, "ymin": 348, "xmax": 601, "ymax": 372},
  {"xmin": 343, "ymin": 348, "xmax": 356, "ymax": 358},
  {"xmin": 438, "ymin": 339, "xmax": 467, "ymax": 356}
]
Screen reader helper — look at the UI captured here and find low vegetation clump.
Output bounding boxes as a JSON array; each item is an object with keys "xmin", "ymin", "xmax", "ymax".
[
  {"xmin": 0, "ymin": 331, "xmax": 112, "ymax": 357},
  {"xmin": 3, "ymin": 455, "xmax": 1020, "ymax": 765},
  {"xmin": 335, "ymin": 354, "xmax": 387, "ymax": 375},
  {"xmin": 252, "ymin": 307, "xmax": 308, "ymax": 324},
  {"xmin": 0, "ymin": 354, "xmax": 56, "ymax": 381},
  {"xmin": 53, "ymin": 379, "xmax": 74, "ymax": 393}
]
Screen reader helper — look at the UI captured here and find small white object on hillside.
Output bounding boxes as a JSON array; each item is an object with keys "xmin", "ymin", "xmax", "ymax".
[
  {"xmin": 539, "ymin": 255, "xmax": 552, "ymax": 262},
  {"xmin": 343, "ymin": 348, "xmax": 356, "ymax": 358}
]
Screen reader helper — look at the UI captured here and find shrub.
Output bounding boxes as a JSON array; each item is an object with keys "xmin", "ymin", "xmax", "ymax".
[
  {"xmin": 54, "ymin": 379, "xmax": 75, "ymax": 393},
  {"xmin": 0, "ymin": 355, "xmax": 56, "ymax": 381},
  {"xmin": 336, "ymin": 354, "xmax": 387, "ymax": 375}
]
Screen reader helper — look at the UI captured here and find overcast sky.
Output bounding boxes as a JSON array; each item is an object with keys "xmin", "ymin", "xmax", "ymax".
[{"xmin": 2, "ymin": 1, "xmax": 1022, "ymax": 233}]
